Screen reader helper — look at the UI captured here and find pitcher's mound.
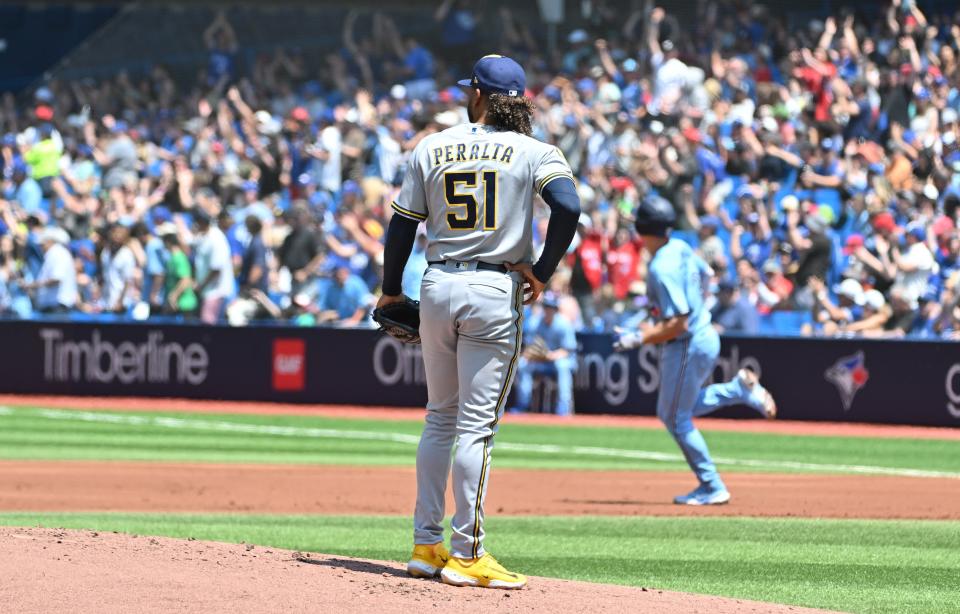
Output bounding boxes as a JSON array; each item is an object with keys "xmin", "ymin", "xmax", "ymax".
[{"xmin": 0, "ymin": 527, "xmax": 836, "ymax": 613}]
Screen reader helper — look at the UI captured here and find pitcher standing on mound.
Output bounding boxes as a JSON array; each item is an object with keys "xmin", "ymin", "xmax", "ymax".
[{"xmin": 377, "ymin": 55, "xmax": 580, "ymax": 589}]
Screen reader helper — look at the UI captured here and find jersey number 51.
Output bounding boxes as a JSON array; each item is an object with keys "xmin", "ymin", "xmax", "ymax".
[{"xmin": 444, "ymin": 171, "xmax": 498, "ymax": 231}]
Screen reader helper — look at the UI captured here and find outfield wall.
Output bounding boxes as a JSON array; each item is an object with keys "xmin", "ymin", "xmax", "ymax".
[{"xmin": 0, "ymin": 320, "xmax": 957, "ymax": 427}]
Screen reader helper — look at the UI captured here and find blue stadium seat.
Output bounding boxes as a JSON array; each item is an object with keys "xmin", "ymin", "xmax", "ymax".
[
  {"xmin": 758, "ymin": 310, "xmax": 812, "ymax": 335},
  {"xmin": 758, "ymin": 313, "xmax": 777, "ymax": 335},
  {"xmin": 66, "ymin": 311, "xmax": 99, "ymax": 322}
]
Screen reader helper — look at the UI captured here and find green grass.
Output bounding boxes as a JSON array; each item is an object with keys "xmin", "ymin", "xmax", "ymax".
[
  {"xmin": 1, "ymin": 407, "xmax": 955, "ymax": 612},
  {"xmin": 1, "ymin": 512, "xmax": 956, "ymax": 614},
  {"xmin": 0, "ymin": 405, "xmax": 957, "ymax": 477}
]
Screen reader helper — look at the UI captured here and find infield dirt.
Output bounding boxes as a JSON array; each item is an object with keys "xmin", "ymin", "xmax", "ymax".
[
  {"xmin": 1, "ymin": 461, "xmax": 956, "ymax": 519},
  {"xmin": 0, "ymin": 526, "xmax": 843, "ymax": 614},
  {"xmin": 0, "ymin": 398, "xmax": 952, "ymax": 613}
]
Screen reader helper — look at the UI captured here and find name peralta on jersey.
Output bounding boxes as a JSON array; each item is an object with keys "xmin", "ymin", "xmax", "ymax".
[{"xmin": 392, "ymin": 122, "xmax": 574, "ymax": 265}]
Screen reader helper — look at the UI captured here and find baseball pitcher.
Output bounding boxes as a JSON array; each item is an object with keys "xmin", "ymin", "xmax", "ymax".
[{"xmin": 377, "ymin": 55, "xmax": 580, "ymax": 588}]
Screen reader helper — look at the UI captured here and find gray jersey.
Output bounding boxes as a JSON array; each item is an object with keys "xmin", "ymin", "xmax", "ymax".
[{"xmin": 392, "ymin": 123, "xmax": 574, "ymax": 264}]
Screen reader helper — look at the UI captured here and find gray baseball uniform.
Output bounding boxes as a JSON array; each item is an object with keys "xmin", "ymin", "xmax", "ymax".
[{"xmin": 392, "ymin": 122, "xmax": 573, "ymax": 559}]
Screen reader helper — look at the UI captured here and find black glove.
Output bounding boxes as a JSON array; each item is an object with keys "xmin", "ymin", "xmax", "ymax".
[{"xmin": 372, "ymin": 298, "xmax": 421, "ymax": 344}]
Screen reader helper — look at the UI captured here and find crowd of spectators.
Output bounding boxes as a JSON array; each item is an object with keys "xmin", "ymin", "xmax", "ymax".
[{"xmin": 2, "ymin": 0, "xmax": 960, "ymax": 339}]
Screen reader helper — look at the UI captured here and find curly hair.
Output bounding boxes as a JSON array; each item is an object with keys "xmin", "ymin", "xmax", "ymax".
[{"xmin": 486, "ymin": 94, "xmax": 536, "ymax": 136}]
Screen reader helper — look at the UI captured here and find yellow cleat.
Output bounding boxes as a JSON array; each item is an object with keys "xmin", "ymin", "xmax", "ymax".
[
  {"xmin": 440, "ymin": 553, "xmax": 527, "ymax": 589},
  {"xmin": 407, "ymin": 542, "xmax": 450, "ymax": 578}
]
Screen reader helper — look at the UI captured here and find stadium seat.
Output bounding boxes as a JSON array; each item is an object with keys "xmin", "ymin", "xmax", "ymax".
[{"xmin": 759, "ymin": 310, "xmax": 812, "ymax": 335}]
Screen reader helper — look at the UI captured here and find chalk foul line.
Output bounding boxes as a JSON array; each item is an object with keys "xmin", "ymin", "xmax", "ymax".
[{"xmin": 1, "ymin": 407, "xmax": 956, "ymax": 480}]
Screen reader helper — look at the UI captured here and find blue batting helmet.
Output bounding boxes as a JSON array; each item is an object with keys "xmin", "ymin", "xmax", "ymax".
[{"xmin": 634, "ymin": 195, "xmax": 676, "ymax": 237}]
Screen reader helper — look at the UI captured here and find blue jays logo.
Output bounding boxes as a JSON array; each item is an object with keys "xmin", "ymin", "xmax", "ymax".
[{"xmin": 824, "ymin": 351, "xmax": 870, "ymax": 411}]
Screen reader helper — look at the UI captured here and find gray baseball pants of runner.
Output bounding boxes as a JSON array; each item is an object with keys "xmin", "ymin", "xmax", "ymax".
[{"xmin": 413, "ymin": 262, "xmax": 523, "ymax": 559}]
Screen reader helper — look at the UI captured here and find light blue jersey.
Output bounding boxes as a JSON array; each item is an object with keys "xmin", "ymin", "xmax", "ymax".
[
  {"xmin": 641, "ymin": 235, "xmax": 769, "ymax": 503},
  {"xmin": 522, "ymin": 311, "xmax": 577, "ymax": 354},
  {"xmin": 646, "ymin": 238, "xmax": 712, "ymax": 335},
  {"xmin": 513, "ymin": 311, "xmax": 578, "ymax": 416}
]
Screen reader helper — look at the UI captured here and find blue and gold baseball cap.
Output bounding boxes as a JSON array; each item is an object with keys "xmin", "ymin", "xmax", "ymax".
[{"xmin": 457, "ymin": 54, "xmax": 525, "ymax": 97}]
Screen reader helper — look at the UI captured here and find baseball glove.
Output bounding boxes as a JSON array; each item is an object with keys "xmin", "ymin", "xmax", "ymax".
[
  {"xmin": 523, "ymin": 336, "xmax": 551, "ymax": 362},
  {"xmin": 372, "ymin": 298, "xmax": 421, "ymax": 344}
]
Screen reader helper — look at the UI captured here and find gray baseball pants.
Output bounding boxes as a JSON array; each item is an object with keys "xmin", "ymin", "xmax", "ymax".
[{"xmin": 413, "ymin": 262, "xmax": 523, "ymax": 559}]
